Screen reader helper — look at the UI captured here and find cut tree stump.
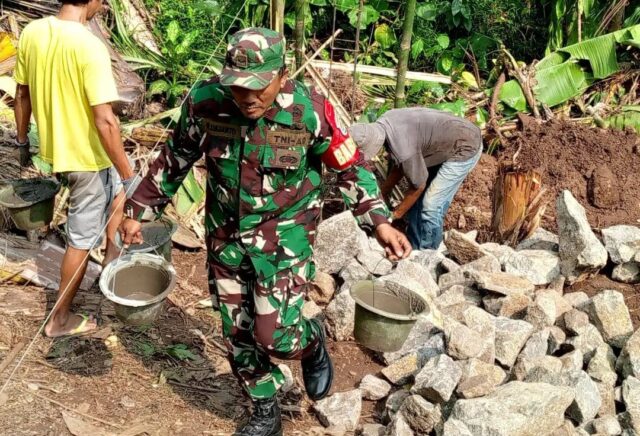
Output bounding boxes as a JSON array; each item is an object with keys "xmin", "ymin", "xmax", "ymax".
[{"xmin": 490, "ymin": 162, "xmax": 549, "ymax": 246}]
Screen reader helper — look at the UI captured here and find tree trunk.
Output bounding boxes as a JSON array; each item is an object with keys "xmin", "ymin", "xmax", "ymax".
[
  {"xmin": 270, "ymin": 0, "xmax": 285, "ymax": 34},
  {"xmin": 294, "ymin": 0, "xmax": 307, "ymax": 76},
  {"xmin": 490, "ymin": 162, "xmax": 549, "ymax": 246},
  {"xmin": 394, "ymin": 0, "xmax": 417, "ymax": 108}
]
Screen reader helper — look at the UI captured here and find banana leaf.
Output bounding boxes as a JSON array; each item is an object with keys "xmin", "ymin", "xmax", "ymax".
[
  {"xmin": 534, "ymin": 24, "xmax": 640, "ymax": 108},
  {"xmin": 608, "ymin": 106, "xmax": 640, "ymax": 133},
  {"xmin": 173, "ymin": 169, "xmax": 205, "ymax": 219},
  {"xmin": 499, "ymin": 80, "xmax": 528, "ymax": 112}
]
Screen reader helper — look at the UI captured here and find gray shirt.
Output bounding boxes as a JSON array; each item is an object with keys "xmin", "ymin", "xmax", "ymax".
[{"xmin": 377, "ymin": 108, "xmax": 482, "ymax": 188}]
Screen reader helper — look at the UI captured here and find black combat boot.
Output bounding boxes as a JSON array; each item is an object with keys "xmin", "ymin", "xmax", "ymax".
[
  {"xmin": 302, "ymin": 319, "xmax": 334, "ymax": 400},
  {"xmin": 234, "ymin": 397, "xmax": 282, "ymax": 436}
]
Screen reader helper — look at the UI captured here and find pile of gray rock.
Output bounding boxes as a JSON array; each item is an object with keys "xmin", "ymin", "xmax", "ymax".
[{"xmin": 305, "ymin": 190, "xmax": 640, "ymax": 435}]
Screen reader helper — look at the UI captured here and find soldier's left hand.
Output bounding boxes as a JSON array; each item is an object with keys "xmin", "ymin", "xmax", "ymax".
[{"xmin": 375, "ymin": 223, "xmax": 412, "ymax": 261}]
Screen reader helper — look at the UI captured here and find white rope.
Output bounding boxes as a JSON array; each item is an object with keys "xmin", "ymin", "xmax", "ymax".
[{"xmin": 0, "ymin": 0, "xmax": 249, "ymax": 396}]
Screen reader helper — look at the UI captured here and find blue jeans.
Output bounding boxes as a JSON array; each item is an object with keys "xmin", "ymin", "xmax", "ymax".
[{"xmin": 406, "ymin": 148, "xmax": 482, "ymax": 250}]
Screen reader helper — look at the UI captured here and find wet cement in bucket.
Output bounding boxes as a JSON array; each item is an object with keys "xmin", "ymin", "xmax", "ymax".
[
  {"xmin": 356, "ymin": 287, "xmax": 413, "ymax": 316},
  {"xmin": 0, "ymin": 178, "xmax": 59, "ymax": 208},
  {"xmin": 109, "ymin": 264, "xmax": 170, "ymax": 302}
]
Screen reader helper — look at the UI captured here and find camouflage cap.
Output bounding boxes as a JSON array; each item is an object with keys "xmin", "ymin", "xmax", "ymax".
[{"xmin": 219, "ymin": 27, "xmax": 286, "ymax": 90}]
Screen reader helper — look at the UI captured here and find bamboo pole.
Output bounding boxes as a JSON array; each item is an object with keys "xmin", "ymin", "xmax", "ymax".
[
  {"xmin": 394, "ymin": 0, "xmax": 417, "ymax": 108},
  {"xmin": 293, "ymin": 0, "xmax": 307, "ymax": 76},
  {"xmin": 270, "ymin": 0, "xmax": 285, "ymax": 34}
]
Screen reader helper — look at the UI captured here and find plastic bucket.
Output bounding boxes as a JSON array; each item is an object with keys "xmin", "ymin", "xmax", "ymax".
[
  {"xmin": 115, "ymin": 218, "xmax": 177, "ymax": 262},
  {"xmin": 100, "ymin": 253, "xmax": 176, "ymax": 326},
  {"xmin": 350, "ymin": 280, "xmax": 428, "ymax": 352},
  {"xmin": 0, "ymin": 178, "xmax": 60, "ymax": 231}
]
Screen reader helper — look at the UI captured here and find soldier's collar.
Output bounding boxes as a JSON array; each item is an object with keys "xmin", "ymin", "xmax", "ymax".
[{"xmin": 262, "ymin": 80, "xmax": 296, "ymax": 126}]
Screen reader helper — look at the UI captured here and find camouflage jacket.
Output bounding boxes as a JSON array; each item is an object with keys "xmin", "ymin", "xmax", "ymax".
[{"xmin": 127, "ymin": 78, "xmax": 390, "ymax": 279}]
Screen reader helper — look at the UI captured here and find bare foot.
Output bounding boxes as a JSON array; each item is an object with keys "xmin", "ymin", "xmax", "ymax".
[{"xmin": 44, "ymin": 313, "xmax": 98, "ymax": 338}]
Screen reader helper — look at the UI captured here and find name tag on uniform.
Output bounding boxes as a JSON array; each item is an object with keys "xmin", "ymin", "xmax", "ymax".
[
  {"xmin": 204, "ymin": 119, "xmax": 241, "ymax": 139},
  {"xmin": 266, "ymin": 129, "xmax": 311, "ymax": 148}
]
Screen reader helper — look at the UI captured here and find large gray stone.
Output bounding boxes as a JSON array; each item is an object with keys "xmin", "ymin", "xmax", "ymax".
[
  {"xmin": 564, "ymin": 292, "xmax": 591, "ymax": 310},
  {"xmin": 546, "ymin": 326, "xmax": 567, "ymax": 354},
  {"xmin": 524, "ymin": 292, "xmax": 558, "ymax": 330},
  {"xmin": 472, "ymin": 271, "xmax": 535, "ymax": 296},
  {"xmin": 385, "ymin": 412, "xmax": 414, "ymax": 436},
  {"xmin": 383, "ymin": 389, "xmax": 411, "ymax": 423},
  {"xmin": 590, "ymin": 415, "xmax": 622, "ymax": 435},
  {"xmin": 412, "ymin": 354, "xmax": 462, "ymax": 403},
  {"xmin": 393, "ymin": 259, "xmax": 440, "ymax": 298},
  {"xmin": 596, "ymin": 382, "xmax": 616, "ymax": 418},
  {"xmin": 567, "ymin": 371, "xmax": 602, "ymax": 424},
  {"xmin": 480, "ymin": 243, "xmax": 516, "ymax": 268},
  {"xmin": 564, "ymin": 309, "xmax": 590, "ymax": 335},
  {"xmin": 444, "ymin": 317, "xmax": 484, "ymax": 360},
  {"xmin": 339, "ymin": 258, "xmax": 370, "ymax": 287},
  {"xmin": 566, "ymin": 323, "xmax": 606, "ymax": 364},
  {"xmin": 514, "ymin": 355, "xmax": 563, "ymax": 381},
  {"xmin": 504, "ymin": 249, "xmax": 561, "ymax": 286},
  {"xmin": 359, "ymin": 374, "xmax": 392, "ymax": 401},
  {"xmin": 617, "ymin": 329, "xmax": 640, "ymax": 379},
  {"xmin": 525, "ymin": 370, "xmax": 601, "ymax": 424},
  {"xmin": 519, "ymin": 330, "xmax": 551, "ymax": 360},
  {"xmin": 314, "ymin": 389, "xmax": 362, "ymax": 431},
  {"xmin": 358, "ymin": 250, "xmax": 393, "ymax": 276},
  {"xmin": 550, "ymin": 420, "xmax": 579, "ymax": 436},
  {"xmin": 494, "ymin": 318, "xmax": 535, "ymax": 368},
  {"xmin": 309, "ymin": 271, "xmax": 336, "ymax": 304},
  {"xmin": 325, "ymin": 290, "xmax": 356, "ymax": 341},
  {"xmin": 623, "ymin": 376, "xmax": 640, "ymax": 413},
  {"xmin": 462, "ymin": 255, "xmax": 502, "ymax": 274},
  {"xmin": 381, "ymin": 318, "xmax": 443, "ymax": 365},
  {"xmin": 463, "ymin": 306, "xmax": 496, "ymax": 363},
  {"xmin": 442, "ymin": 418, "xmax": 473, "ymax": 436},
  {"xmin": 412, "ymin": 249, "xmax": 446, "ymax": 281},
  {"xmin": 612, "ymin": 262, "xmax": 640, "ymax": 284},
  {"xmin": 360, "ymin": 423, "xmax": 386, "ymax": 436},
  {"xmin": 399, "ymin": 395, "xmax": 442, "ymax": 434},
  {"xmin": 587, "ymin": 344, "xmax": 618, "ymax": 386},
  {"xmin": 497, "ymin": 294, "xmax": 533, "ymax": 319},
  {"xmin": 449, "ymin": 381, "xmax": 575, "ymax": 436},
  {"xmin": 435, "ymin": 285, "xmax": 482, "ymax": 309},
  {"xmin": 314, "ymin": 212, "xmax": 363, "ymax": 274},
  {"xmin": 444, "ymin": 229, "xmax": 488, "ymax": 264},
  {"xmin": 588, "ymin": 290, "xmax": 634, "ymax": 348},
  {"xmin": 556, "ymin": 190, "xmax": 608, "ymax": 282},
  {"xmin": 538, "ymin": 289, "xmax": 573, "ymax": 320},
  {"xmin": 457, "ymin": 358, "xmax": 507, "ymax": 398},
  {"xmin": 302, "ymin": 299, "xmax": 325, "ymax": 321},
  {"xmin": 382, "ymin": 352, "xmax": 426, "ymax": 386},
  {"xmin": 517, "ymin": 227, "xmax": 560, "ymax": 252},
  {"xmin": 602, "ymin": 225, "xmax": 640, "ymax": 264},
  {"xmin": 438, "ymin": 269, "xmax": 475, "ymax": 291},
  {"xmin": 559, "ymin": 350, "xmax": 585, "ymax": 372}
]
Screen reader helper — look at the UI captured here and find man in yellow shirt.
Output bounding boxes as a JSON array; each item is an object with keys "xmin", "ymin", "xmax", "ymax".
[{"xmin": 14, "ymin": 0, "xmax": 135, "ymax": 337}]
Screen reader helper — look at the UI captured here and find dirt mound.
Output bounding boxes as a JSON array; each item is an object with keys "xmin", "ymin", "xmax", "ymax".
[
  {"xmin": 447, "ymin": 119, "xmax": 640, "ymax": 238},
  {"xmin": 507, "ymin": 118, "xmax": 640, "ymax": 230}
]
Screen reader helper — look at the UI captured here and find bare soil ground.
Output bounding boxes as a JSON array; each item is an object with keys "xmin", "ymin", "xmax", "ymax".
[{"xmin": 0, "ymin": 249, "xmax": 383, "ymax": 436}]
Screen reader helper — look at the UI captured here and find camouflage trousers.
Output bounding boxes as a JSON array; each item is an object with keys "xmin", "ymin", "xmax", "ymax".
[{"xmin": 210, "ymin": 255, "xmax": 321, "ymax": 400}]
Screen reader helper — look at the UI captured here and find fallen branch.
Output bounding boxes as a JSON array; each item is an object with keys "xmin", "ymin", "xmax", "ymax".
[
  {"xmin": 0, "ymin": 341, "xmax": 25, "ymax": 375},
  {"xmin": 502, "ymin": 49, "xmax": 540, "ymax": 119},
  {"xmin": 22, "ymin": 388, "xmax": 122, "ymax": 429}
]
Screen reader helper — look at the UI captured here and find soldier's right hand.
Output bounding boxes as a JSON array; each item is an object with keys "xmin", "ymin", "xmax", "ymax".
[{"xmin": 119, "ymin": 218, "xmax": 143, "ymax": 246}]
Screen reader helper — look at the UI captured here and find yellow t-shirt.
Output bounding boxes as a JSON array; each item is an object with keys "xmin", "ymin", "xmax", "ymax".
[{"xmin": 14, "ymin": 17, "xmax": 119, "ymax": 173}]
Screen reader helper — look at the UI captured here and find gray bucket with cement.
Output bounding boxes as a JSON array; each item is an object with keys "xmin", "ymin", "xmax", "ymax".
[
  {"xmin": 115, "ymin": 218, "xmax": 176, "ymax": 262},
  {"xmin": 100, "ymin": 253, "xmax": 176, "ymax": 326}
]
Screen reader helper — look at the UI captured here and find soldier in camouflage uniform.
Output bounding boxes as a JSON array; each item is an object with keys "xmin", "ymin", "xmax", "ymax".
[{"xmin": 120, "ymin": 28, "xmax": 411, "ymax": 436}]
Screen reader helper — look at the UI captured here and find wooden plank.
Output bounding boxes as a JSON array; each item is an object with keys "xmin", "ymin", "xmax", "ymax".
[{"xmin": 309, "ymin": 60, "xmax": 451, "ymax": 84}]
